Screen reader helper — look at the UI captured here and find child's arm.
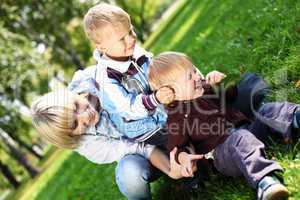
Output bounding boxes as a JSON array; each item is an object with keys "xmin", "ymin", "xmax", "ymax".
[
  {"xmin": 76, "ymin": 135, "xmax": 156, "ymax": 165},
  {"xmin": 149, "ymin": 147, "xmax": 185, "ymax": 179},
  {"xmin": 203, "ymin": 71, "xmax": 238, "ymax": 103},
  {"xmin": 100, "ymin": 79, "xmax": 171, "ymax": 121},
  {"xmin": 150, "ymin": 147, "xmax": 195, "ymax": 179}
]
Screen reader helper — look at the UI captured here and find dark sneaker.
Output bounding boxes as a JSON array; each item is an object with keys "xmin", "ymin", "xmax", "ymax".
[
  {"xmin": 257, "ymin": 176, "xmax": 289, "ymax": 200},
  {"xmin": 291, "ymin": 108, "xmax": 300, "ymax": 143}
]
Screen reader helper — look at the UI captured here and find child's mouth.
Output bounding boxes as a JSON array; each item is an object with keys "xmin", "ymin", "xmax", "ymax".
[
  {"xmin": 127, "ymin": 45, "xmax": 135, "ymax": 51},
  {"xmin": 127, "ymin": 41, "xmax": 136, "ymax": 51},
  {"xmin": 194, "ymin": 80, "xmax": 203, "ymax": 90}
]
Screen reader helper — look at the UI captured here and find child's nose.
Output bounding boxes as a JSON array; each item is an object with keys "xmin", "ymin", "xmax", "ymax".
[
  {"xmin": 79, "ymin": 112, "xmax": 90, "ymax": 124},
  {"xmin": 194, "ymin": 73, "xmax": 201, "ymax": 80},
  {"xmin": 127, "ymin": 32, "xmax": 136, "ymax": 43}
]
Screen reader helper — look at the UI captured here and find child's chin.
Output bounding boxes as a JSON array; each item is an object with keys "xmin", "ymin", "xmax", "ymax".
[
  {"xmin": 126, "ymin": 50, "xmax": 134, "ymax": 56},
  {"xmin": 194, "ymin": 90, "xmax": 203, "ymax": 98}
]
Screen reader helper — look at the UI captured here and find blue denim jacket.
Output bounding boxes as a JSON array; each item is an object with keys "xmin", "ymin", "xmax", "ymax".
[{"xmin": 68, "ymin": 75, "xmax": 166, "ymax": 139}]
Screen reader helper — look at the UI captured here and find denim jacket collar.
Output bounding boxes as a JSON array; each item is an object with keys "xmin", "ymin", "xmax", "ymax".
[{"xmin": 93, "ymin": 44, "xmax": 152, "ymax": 73}]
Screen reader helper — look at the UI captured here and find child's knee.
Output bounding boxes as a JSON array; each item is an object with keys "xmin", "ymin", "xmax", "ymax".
[{"xmin": 115, "ymin": 155, "xmax": 151, "ymax": 198}]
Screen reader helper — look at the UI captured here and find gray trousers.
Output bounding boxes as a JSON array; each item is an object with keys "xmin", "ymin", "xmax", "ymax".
[{"xmin": 213, "ymin": 102, "xmax": 299, "ymax": 188}]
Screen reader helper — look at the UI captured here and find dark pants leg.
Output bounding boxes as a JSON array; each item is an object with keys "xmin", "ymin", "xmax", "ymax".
[
  {"xmin": 248, "ymin": 102, "xmax": 299, "ymax": 142},
  {"xmin": 213, "ymin": 130, "xmax": 282, "ymax": 188}
]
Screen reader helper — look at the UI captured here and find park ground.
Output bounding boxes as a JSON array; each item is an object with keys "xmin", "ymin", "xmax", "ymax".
[{"xmin": 9, "ymin": 0, "xmax": 300, "ymax": 199}]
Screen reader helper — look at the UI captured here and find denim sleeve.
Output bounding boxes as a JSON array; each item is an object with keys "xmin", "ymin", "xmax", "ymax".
[
  {"xmin": 99, "ymin": 78, "xmax": 158, "ymax": 121},
  {"xmin": 110, "ymin": 113, "xmax": 160, "ymax": 138}
]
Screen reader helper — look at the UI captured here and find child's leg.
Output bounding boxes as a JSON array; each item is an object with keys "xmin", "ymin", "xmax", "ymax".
[
  {"xmin": 247, "ymin": 102, "xmax": 299, "ymax": 143},
  {"xmin": 115, "ymin": 154, "xmax": 161, "ymax": 200},
  {"xmin": 213, "ymin": 130, "xmax": 282, "ymax": 188}
]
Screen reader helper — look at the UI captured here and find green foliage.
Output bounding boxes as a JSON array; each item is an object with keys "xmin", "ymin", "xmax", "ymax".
[
  {"xmin": 0, "ymin": 24, "xmax": 50, "ymax": 191},
  {"xmin": 0, "ymin": 24, "xmax": 49, "ymax": 135},
  {"xmin": 6, "ymin": 0, "xmax": 300, "ymax": 199},
  {"xmin": 34, "ymin": 153, "xmax": 123, "ymax": 200},
  {"xmin": 10, "ymin": 150, "xmax": 125, "ymax": 200},
  {"xmin": 0, "ymin": 25, "xmax": 49, "ymax": 104},
  {"xmin": 0, "ymin": 0, "xmax": 93, "ymax": 71},
  {"xmin": 149, "ymin": 0, "xmax": 300, "ymax": 102},
  {"xmin": 117, "ymin": 0, "xmax": 173, "ymax": 42}
]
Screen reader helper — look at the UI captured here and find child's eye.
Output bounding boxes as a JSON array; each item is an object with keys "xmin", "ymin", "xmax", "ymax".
[
  {"xmin": 74, "ymin": 102, "xmax": 79, "ymax": 112},
  {"xmin": 72, "ymin": 119, "xmax": 78, "ymax": 130},
  {"xmin": 85, "ymin": 104, "xmax": 89, "ymax": 111}
]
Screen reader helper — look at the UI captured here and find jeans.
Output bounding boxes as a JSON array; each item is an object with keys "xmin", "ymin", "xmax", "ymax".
[{"xmin": 115, "ymin": 154, "xmax": 160, "ymax": 200}]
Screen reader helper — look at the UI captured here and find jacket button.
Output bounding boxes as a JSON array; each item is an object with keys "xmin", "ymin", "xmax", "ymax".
[{"xmin": 184, "ymin": 114, "xmax": 188, "ymax": 118}]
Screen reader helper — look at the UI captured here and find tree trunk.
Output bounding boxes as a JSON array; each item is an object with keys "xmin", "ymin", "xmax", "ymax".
[
  {"xmin": 0, "ymin": 160, "xmax": 20, "ymax": 189},
  {"xmin": 0, "ymin": 128, "xmax": 39, "ymax": 178},
  {"xmin": 10, "ymin": 134, "xmax": 43, "ymax": 160},
  {"xmin": 139, "ymin": 0, "xmax": 146, "ymax": 43}
]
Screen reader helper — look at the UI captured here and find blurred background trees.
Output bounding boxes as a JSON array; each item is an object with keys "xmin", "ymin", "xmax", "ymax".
[{"xmin": 0, "ymin": 0, "xmax": 173, "ymax": 196}]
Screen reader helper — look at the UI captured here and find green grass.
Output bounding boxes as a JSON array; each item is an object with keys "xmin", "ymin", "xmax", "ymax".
[{"xmin": 13, "ymin": 0, "xmax": 300, "ymax": 199}]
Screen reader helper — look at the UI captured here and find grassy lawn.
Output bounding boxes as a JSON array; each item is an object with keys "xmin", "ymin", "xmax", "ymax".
[{"xmin": 13, "ymin": 0, "xmax": 300, "ymax": 199}]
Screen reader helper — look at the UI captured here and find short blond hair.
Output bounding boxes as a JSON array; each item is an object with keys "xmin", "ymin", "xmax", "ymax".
[
  {"xmin": 31, "ymin": 89, "xmax": 81, "ymax": 149},
  {"xmin": 148, "ymin": 52, "xmax": 194, "ymax": 91},
  {"xmin": 83, "ymin": 3, "xmax": 130, "ymax": 44}
]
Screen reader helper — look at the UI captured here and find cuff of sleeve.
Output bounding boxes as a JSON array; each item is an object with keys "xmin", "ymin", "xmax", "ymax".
[{"xmin": 142, "ymin": 93, "xmax": 159, "ymax": 111}]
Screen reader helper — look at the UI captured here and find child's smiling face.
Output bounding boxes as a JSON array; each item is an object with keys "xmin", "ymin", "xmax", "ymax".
[
  {"xmin": 96, "ymin": 23, "xmax": 137, "ymax": 61},
  {"xmin": 172, "ymin": 65, "xmax": 205, "ymax": 101}
]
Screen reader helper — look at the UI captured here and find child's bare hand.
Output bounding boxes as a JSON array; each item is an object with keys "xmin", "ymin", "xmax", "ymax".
[
  {"xmin": 155, "ymin": 86, "xmax": 175, "ymax": 105},
  {"xmin": 178, "ymin": 152, "xmax": 203, "ymax": 177},
  {"xmin": 205, "ymin": 71, "xmax": 226, "ymax": 85},
  {"xmin": 168, "ymin": 147, "xmax": 184, "ymax": 179}
]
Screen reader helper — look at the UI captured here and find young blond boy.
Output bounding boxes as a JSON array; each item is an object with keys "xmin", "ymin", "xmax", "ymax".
[
  {"xmin": 147, "ymin": 51, "xmax": 300, "ymax": 200},
  {"xmin": 71, "ymin": 3, "xmax": 173, "ymax": 142}
]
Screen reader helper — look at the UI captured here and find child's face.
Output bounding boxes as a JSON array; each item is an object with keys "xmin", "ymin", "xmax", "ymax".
[
  {"xmin": 71, "ymin": 94, "xmax": 99, "ymax": 135},
  {"xmin": 96, "ymin": 23, "xmax": 137, "ymax": 60},
  {"xmin": 172, "ymin": 66, "xmax": 205, "ymax": 101}
]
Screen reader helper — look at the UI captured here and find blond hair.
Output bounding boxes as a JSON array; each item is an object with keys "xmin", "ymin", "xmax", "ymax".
[
  {"xmin": 83, "ymin": 3, "xmax": 130, "ymax": 44},
  {"xmin": 31, "ymin": 89, "xmax": 81, "ymax": 149},
  {"xmin": 148, "ymin": 52, "xmax": 194, "ymax": 90}
]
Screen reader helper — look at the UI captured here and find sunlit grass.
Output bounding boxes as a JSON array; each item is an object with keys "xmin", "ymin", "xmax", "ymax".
[
  {"xmin": 12, "ymin": 0, "xmax": 300, "ymax": 199},
  {"xmin": 147, "ymin": 0, "xmax": 300, "ymax": 199}
]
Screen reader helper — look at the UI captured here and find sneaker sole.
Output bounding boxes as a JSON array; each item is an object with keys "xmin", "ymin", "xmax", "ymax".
[{"xmin": 264, "ymin": 184, "xmax": 289, "ymax": 200}]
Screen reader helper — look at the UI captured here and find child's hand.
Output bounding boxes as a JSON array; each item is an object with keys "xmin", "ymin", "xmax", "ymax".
[
  {"xmin": 205, "ymin": 71, "xmax": 226, "ymax": 85},
  {"xmin": 178, "ymin": 152, "xmax": 203, "ymax": 177},
  {"xmin": 155, "ymin": 86, "xmax": 175, "ymax": 105},
  {"xmin": 168, "ymin": 147, "xmax": 184, "ymax": 179}
]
